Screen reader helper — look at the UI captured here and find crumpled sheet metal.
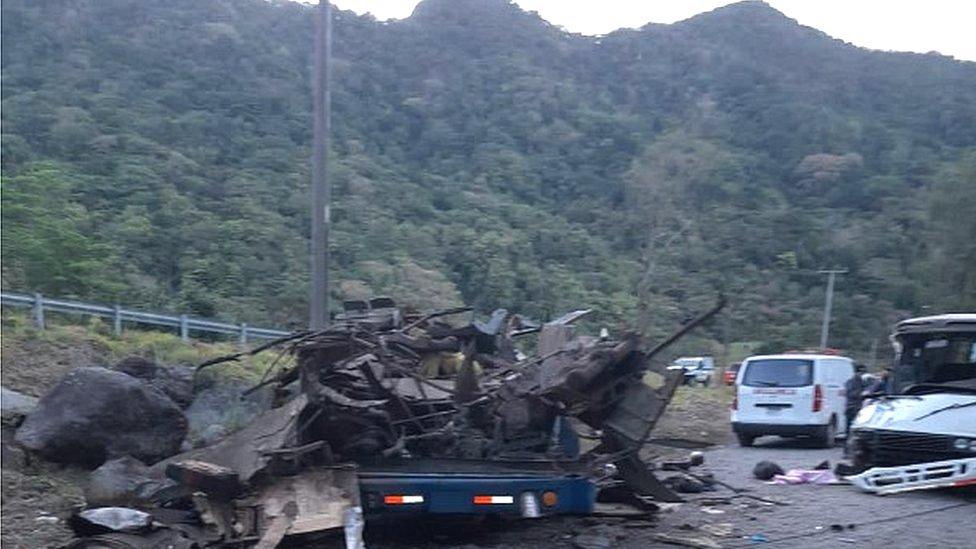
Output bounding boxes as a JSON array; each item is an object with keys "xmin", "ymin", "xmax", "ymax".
[
  {"xmin": 65, "ymin": 529, "xmax": 198, "ymax": 549},
  {"xmin": 73, "ymin": 507, "xmax": 152, "ymax": 533},
  {"xmin": 258, "ymin": 465, "xmax": 359, "ymax": 536},
  {"xmin": 602, "ymin": 372, "xmax": 681, "ymax": 446},
  {"xmin": 386, "ymin": 377, "xmax": 454, "ymax": 400},
  {"xmin": 539, "ymin": 336, "xmax": 644, "ymax": 406},
  {"xmin": 152, "ymin": 394, "xmax": 308, "ymax": 483}
]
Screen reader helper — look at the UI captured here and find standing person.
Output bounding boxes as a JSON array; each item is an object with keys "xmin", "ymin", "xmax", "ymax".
[
  {"xmin": 866, "ymin": 366, "xmax": 895, "ymax": 396},
  {"xmin": 844, "ymin": 363, "xmax": 867, "ymax": 435}
]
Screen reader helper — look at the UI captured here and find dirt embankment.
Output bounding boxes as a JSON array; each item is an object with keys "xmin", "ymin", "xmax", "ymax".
[
  {"xmin": 0, "ymin": 316, "xmax": 251, "ymax": 548},
  {"xmin": 1, "ymin": 328, "xmax": 111, "ymax": 398},
  {"xmin": 1, "ymin": 461, "xmax": 87, "ymax": 548},
  {"xmin": 654, "ymin": 383, "xmax": 734, "ymax": 446}
]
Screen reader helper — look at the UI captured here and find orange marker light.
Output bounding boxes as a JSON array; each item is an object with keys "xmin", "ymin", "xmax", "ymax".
[{"xmin": 542, "ymin": 491, "xmax": 558, "ymax": 507}]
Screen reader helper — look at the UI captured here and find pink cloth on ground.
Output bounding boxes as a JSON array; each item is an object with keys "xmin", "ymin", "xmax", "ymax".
[{"xmin": 769, "ymin": 469, "xmax": 837, "ymax": 485}]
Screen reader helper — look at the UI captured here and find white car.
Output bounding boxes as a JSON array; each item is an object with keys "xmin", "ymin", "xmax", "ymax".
[
  {"xmin": 669, "ymin": 357, "xmax": 715, "ymax": 386},
  {"xmin": 731, "ymin": 353, "xmax": 854, "ymax": 447}
]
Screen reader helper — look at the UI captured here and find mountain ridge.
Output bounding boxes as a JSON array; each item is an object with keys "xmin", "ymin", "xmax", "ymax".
[{"xmin": 2, "ymin": 0, "xmax": 974, "ymax": 357}]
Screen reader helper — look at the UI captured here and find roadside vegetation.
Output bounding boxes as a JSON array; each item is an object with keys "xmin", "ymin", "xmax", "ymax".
[
  {"xmin": 2, "ymin": 0, "xmax": 974, "ymax": 365},
  {"xmin": 1, "ymin": 312, "xmax": 267, "ymax": 398}
]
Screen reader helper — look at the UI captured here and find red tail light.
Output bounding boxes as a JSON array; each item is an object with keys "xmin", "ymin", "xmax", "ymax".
[{"xmin": 813, "ymin": 384, "xmax": 823, "ymax": 412}]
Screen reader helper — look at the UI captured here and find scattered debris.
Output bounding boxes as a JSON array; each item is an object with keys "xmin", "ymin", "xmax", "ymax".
[
  {"xmin": 700, "ymin": 522, "xmax": 734, "ymax": 537},
  {"xmin": 56, "ymin": 297, "xmax": 725, "ymax": 547},
  {"xmin": 663, "ymin": 475, "xmax": 715, "ymax": 493},
  {"xmin": 682, "ymin": 470, "xmax": 750, "ymax": 496},
  {"xmin": 183, "ymin": 380, "xmax": 274, "ymax": 448},
  {"xmin": 591, "ymin": 502, "xmax": 654, "ymax": 519},
  {"xmin": 69, "ymin": 507, "xmax": 152, "ymax": 535},
  {"xmin": 738, "ymin": 494, "xmax": 790, "ymax": 506},
  {"xmin": 661, "ymin": 451, "xmax": 706, "ymax": 469},
  {"xmin": 572, "ymin": 531, "xmax": 613, "ymax": 549},
  {"xmin": 750, "ymin": 532, "xmax": 769, "ymax": 543},
  {"xmin": 834, "ymin": 462, "xmax": 860, "ymax": 477},
  {"xmin": 752, "ymin": 461, "xmax": 784, "ymax": 481},
  {"xmin": 86, "ymin": 456, "xmax": 174, "ymax": 507},
  {"xmin": 696, "ymin": 497, "xmax": 733, "ymax": 506},
  {"xmin": 654, "ymin": 531, "xmax": 723, "ymax": 549},
  {"xmin": 63, "ymin": 528, "xmax": 198, "ymax": 549}
]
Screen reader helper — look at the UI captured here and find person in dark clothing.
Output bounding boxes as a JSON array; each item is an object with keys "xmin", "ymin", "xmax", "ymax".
[
  {"xmin": 866, "ymin": 366, "xmax": 895, "ymax": 396},
  {"xmin": 844, "ymin": 363, "xmax": 868, "ymax": 435},
  {"xmin": 843, "ymin": 364, "xmax": 868, "ymax": 458}
]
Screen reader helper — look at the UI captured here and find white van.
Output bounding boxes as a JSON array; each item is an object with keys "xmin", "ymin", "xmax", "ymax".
[{"xmin": 731, "ymin": 353, "xmax": 855, "ymax": 447}]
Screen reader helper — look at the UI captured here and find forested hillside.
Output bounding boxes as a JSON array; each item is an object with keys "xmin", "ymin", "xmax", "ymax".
[{"xmin": 2, "ymin": 0, "xmax": 975, "ymax": 357}]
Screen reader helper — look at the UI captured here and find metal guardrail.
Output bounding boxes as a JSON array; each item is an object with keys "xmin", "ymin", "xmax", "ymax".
[{"xmin": 0, "ymin": 291, "xmax": 292, "ymax": 343}]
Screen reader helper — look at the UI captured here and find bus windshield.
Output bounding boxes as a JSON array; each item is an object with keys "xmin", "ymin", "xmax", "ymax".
[{"xmin": 896, "ymin": 334, "xmax": 976, "ymax": 392}]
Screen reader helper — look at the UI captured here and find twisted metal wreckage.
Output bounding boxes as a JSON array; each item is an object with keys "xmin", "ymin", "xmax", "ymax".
[{"xmin": 66, "ymin": 297, "xmax": 724, "ymax": 548}]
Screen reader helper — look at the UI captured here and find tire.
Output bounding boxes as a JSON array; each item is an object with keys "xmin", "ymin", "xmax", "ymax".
[
  {"xmin": 701, "ymin": 377, "xmax": 711, "ymax": 387},
  {"xmin": 736, "ymin": 433, "xmax": 755, "ymax": 447},
  {"xmin": 817, "ymin": 419, "xmax": 837, "ymax": 448}
]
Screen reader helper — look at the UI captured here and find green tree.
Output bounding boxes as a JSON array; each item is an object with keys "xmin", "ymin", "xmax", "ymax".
[{"xmin": 1, "ymin": 164, "xmax": 122, "ymax": 297}]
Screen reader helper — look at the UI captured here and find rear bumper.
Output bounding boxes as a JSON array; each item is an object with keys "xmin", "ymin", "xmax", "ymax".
[
  {"xmin": 358, "ymin": 470, "xmax": 595, "ymax": 516},
  {"xmin": 732, "ymin": 422, "xmax": 824, "ymax": 437}
]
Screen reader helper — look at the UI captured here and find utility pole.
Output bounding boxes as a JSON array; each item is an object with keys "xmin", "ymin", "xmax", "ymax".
[
  {"xmin": 818, "ymin": 269, "xmax": 847, "ymax": 349},
  {"xmin": 309, "ymin": 0, "xmax": 332, "ymax": 330}
]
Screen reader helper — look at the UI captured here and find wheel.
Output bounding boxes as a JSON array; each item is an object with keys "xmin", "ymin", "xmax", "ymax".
[
  {"xmin": 701, "ymin": 376, "xmax": 711, "ymax": 387},
  {"xmin": 817, "ymin": 419, "xmax": 837, "ymax": 448},
  {"xmin": 736, "ymin": 433, "xmax": 755, "ymax": 447}
]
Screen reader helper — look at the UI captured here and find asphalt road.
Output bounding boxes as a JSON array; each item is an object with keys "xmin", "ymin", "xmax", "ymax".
[
  {"xmin": 679, "ymin": 436, "xmax": 976, "ymax": 548},
  {"xmin": 362, "ymin": 435, "xmax": 976, "ymax": 549}
]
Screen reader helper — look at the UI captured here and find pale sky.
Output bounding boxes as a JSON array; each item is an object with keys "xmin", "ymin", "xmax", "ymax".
[{"xmin": 323, "ymin": 0, "xmax": 975, "ymax": 62}]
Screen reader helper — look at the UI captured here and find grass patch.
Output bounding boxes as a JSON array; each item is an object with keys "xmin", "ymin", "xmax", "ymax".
[{"xmin": 1, "ymin": 311, "xmax": 273, "ymax": 389}]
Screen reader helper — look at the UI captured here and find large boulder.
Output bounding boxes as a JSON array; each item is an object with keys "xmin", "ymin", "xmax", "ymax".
[
  {"xmin": 15, "ymin": 367, "xmax": 187, "ymax": 468},
  {"xmin": 113, "ymin": 356, "xmax": 195, "ymax": 409}
]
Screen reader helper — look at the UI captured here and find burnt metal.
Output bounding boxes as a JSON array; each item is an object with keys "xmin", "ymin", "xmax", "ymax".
[{"xmin": 69, "ymin": 297, "xmax": 724, "ymax": 547}]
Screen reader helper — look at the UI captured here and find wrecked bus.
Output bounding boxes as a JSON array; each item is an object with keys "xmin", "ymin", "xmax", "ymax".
[
  {"xmin": 846, "ymin": 314, "xmax": 976, "ymax": 494},
  {"xmin": 64, "ymin": 299, "xmax": 723, "ymax": 547}
]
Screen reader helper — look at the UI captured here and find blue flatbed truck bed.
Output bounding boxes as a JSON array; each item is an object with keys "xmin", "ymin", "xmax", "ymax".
[{"xmin": 357, "ymin": 459, "xmax": 596, "ymax": 517}]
